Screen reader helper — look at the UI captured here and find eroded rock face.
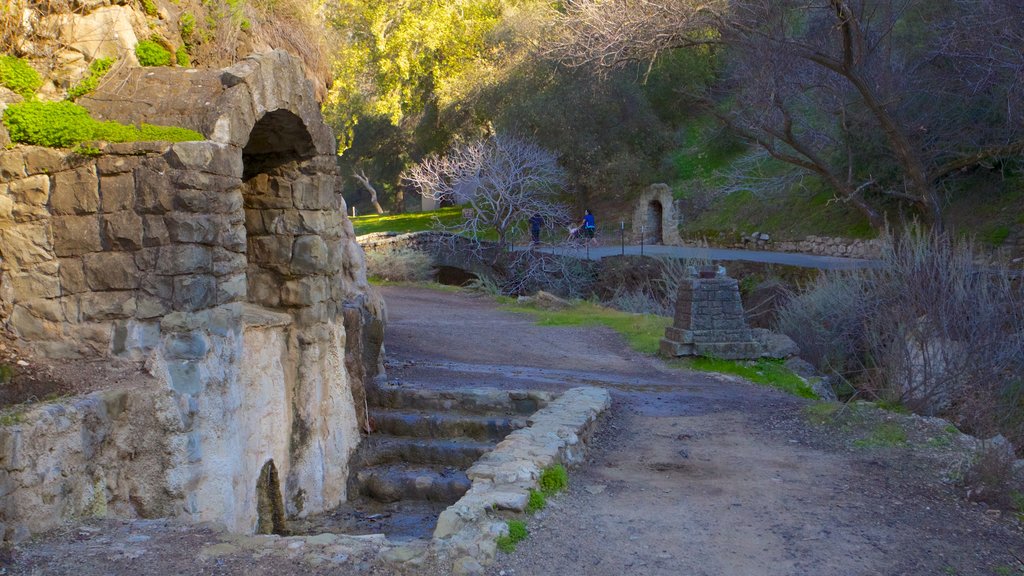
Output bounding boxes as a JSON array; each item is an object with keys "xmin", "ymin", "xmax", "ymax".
[{"xmin": 0, "ymin": 51, "xmax": 385, "ymax": 540}]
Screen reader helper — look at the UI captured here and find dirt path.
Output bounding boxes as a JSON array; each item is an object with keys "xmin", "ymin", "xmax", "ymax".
[
  {"xmin": 4, "ymin": 285, "xmax": 1022, "ymax": 575},
  {"xmin": 383, "ymin": 285, "xmax": 1024, "ymax": 576}
]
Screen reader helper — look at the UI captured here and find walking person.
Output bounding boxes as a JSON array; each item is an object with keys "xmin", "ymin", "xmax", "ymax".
[
  {"xmin": 529, "ymin": 213, "xmax": 544, "ymax": 246},
  {"xmin": 580, "ymin": 209, "xmax": 597, "ymax": 246}
]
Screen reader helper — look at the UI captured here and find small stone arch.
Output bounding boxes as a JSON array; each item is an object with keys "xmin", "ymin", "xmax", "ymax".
[
  {"xmin": 633, "ymin": 183, "xmax": 683, "ymax": 246},
  {"xmin": 255, "ymin": 460, "xmax": 288, "ymax": 535}
]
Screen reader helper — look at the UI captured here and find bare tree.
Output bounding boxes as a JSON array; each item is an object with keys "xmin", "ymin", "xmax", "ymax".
[
  {"xmin": 553, "ymin": 0, "xmax": 1024, "ymax": 230},
  {"xmin": 352, "ymin": 168, "xmax": 386, "ymax": 214},
  {"xmin": 403, "ymin": 133, "xmax": 571, "ymax": 251}
]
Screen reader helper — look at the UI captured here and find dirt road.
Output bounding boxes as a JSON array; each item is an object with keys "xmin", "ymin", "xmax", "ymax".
[{"xmin": 383, "ymin": 285, "xmax": 1023, "ymax": 576}]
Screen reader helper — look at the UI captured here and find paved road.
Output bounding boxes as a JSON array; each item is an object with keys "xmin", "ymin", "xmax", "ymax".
[{"xmin": 522, "ymin": 243, "xmax": 876, "ymax": 270}]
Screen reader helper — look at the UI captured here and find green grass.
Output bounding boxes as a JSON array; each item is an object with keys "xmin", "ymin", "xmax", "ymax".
[
  {"xmin": 679, "ymin": 357, "xmax": 818, "ymax": 399},
  {"xmin": 3, "ymin": 101, "xmax": 203, "ymax": 148},
  {"xmin": 503, "ymin": 300, "xmax": 671, "ymax": 355},
  {"xmin": 351, "ymin": 206, "xmax": 464, "ymax": 235},
  {"xmin": 0, "ymin": 55, "xmax": 43, "ymax": 99},
  {"xmin": 526, "ymin": 489, "xmax": 547, "ymax": 514},
  {"xmin": 804, "ymin": 401, "xmax": 842, "ymax": 425},
  {"xmin": 853, "ymin": 421, "xmax": 908, "ymax": 448},
  {"xmin": 496, "ymin": 519, "xmax": 528, "ymax": 553},
  {"xmin": 538, "ymin": 464, "xmax": 568, "ymax": 495}
]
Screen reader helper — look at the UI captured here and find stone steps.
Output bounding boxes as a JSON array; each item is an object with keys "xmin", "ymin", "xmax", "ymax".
[
  {"xmin": 350, "ymin": 436, "xmax": 495, "ymax": 469},
  {"xmin": 369, "ymin": 409, "xmax": 527, "ymax": 442},
  {"xmin": 348, "ymin": 464, "xmax": 472, "ymax": 504},
  {"xmin": 368, "ymin": 386, "xmax": 553, "ymax": 416}
]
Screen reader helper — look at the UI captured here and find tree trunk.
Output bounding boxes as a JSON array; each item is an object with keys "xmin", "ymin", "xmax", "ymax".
[{"xmin": 352, "ymin": 169, "xmax": 385, "ymax": 215}]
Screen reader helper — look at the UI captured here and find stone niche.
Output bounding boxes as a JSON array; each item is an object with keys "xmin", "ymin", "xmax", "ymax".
[
  {"xmin": 632, "ymin": 183, "xmax": 683, "ymax": 246},
  {"xmin": 0, "ymin": 51, "xmax": 385, "ymax": 539}
]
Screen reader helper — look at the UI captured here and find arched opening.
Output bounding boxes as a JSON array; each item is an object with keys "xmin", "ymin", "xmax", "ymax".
[
  {"xmin": 241, "ymin": 110, "xmax": 318, "ymax": 309},
  {"xmin": 646, "ymin": 200, "xmax": 664, "ymax": 245},
  {"xmin": 435, "ymin": 266, "xmax": 478, "ymax": 287},
  {"xmin": 255, "ymin": 460, "xmax": 288, "ymax": 535}
]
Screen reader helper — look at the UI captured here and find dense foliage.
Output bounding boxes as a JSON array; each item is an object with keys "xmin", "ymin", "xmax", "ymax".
[
  {"xmin": 2, "ymin": 101, "xmax": 203, "ymax": 148},
  {"xmin": 0, "ymin": 55, "xmax": 42, "ymax": 98},
  {"xmin": 135, "ymin": 39, "xmax": 173, "ymax": 67}
]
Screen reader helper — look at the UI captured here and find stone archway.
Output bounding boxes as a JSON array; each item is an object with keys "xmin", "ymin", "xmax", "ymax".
[{"xmin": 633, "ymin": 183, "xmax": 683, "ymax": 246}]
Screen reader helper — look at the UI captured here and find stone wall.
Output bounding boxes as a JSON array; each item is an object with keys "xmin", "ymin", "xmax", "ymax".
[
  {"xmin": 0, "ymin": 51, "xmax": 385, "ymax": 540},
  {"xmin": 632, "ymin": 183, "xmax": 683, "ymax": 246},
  {"xmin": 756, "ymin": 235, "xmax": 883, "ymax": 259}
]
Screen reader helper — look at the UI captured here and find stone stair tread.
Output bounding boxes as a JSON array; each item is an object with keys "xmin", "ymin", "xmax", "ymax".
[
  {"xmin": 369, "ymin": 409, "xmax": 528, "ymax": 441},
  {"xmin": 352, "ymin": 435, "xmax": 495, "ymax": 468},
  {"xmin": 350, "ymin": 463, "xmax": 472, "ymax": 504}
]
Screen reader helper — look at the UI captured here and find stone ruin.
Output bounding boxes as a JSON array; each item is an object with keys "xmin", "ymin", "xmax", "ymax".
[
  {"xmin": 0, "ymin": 51, "xmax": 385, "ymax": 541},
  {"xmin": 632, "ymin": 183, "xmax": 683, "ymax": 246},
  {"xmin": 659, "ymin": 266, "xmax": 763, "ymax": 360}
]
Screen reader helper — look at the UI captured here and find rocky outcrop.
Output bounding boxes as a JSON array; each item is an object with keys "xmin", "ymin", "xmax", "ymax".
[{"xmin": 0, "ymin": 51, "xmax": 384, "ymax": 541}]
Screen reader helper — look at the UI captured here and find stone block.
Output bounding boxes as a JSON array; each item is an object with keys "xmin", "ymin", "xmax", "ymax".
[
  {"xmin": 79, "ymin": 291, "xmax": 136, "ymax": 320},
  {"xmin": 22, "ymin": 147, "xmax": 67, "ymax": 175},
  {"xmin": 0, "ymin": 149, "xmax": 25, "ymax": 180},
  {"xmin": 218, "ymin": 221, "xmax": 246, "ymax": 252},
  {"xmin": 96, "ymin": 155, "xmax": 142, "ymax": 176},
  {"xmin": 291, "ymin": 176, "xmax": 319, "ymax": 209},
  {"xmin": 166, "ymin": 360, "xmax": 202, "ymax": 395},
  {"xmin": 291, "ymin": 235, "xmax": 328, "ymax": 274},
  {"xmin": 18, "ymin": 297, "xmax": 64, "ymax": 322},
  {"xmin": 281, "ymin": 276, "xmax": 328, "ymax": 306},
  {"xmin": 8, "ymin": 261, "xmax": 61, "ymax": 300},
  {"xmin": 102, "ymin": 211, "xmax": 144, "ymax": 251},
  {"xmin": 170, "ymin": 171, "xmax": 241, "ymax": 197},
  {"xmin": 165, "ymin": 142, "xmax": 242, "ymax": 178},
  {"xmin": 216, "ymin": 273, "xmax": 246, "ymax": 305},
  {"xmin": 212, "ymin": 248, "xmax": 246, "ymax": 276},
  {"xmin": 59, "ymin": 258, "xmax": 88, "ymax": 294},
  {"xmin": 165, "ymin": 212, "xmax": 218, "ymax": 244},
  {"xmin": 136, "ymin": 293, "xmax": 171, "ymax": 319},
  {"xmin": 143, "ymin": 215, "xmax": 170, "ymax": 247},
  {"xmin": 0, "ymin": 223, "xmax": 52, "ymax": 267},
  {"xmin": 246, "ymin": 269, "xmax": 281, "ymax": 307},
  {"xmin": 249, "ymin": 235, "xmax": 292, "ymax": 271},
  {"xmin": 244, "ymin": 209, "xmax": 266, "ymax": 234},
  {"xmin": 99, "ymin": 173, "xmax": 135, "ymax": 212},
  {"xmin": 51, "ymin": 166, "xmax": 100, "ymax": 215},
  {"xmin": 7, "ymin": 175, "xmax": 49, "ymax": 207},
  {"xmin": 84, "ymin": 252, "xmax": 139, "ymax": 290},
  {"xmin": 173, "ymin": 274, "xmax": 216, "ymax": 311},
  {"xmin": 52, "ymin": 214, "xmax": 102, "ymax": 256},
  {"xmin": 165, "ymin": 332, "xmax": 210, "ymax": 360},
  {"xmin": 0, "ymin": 190, "xmax": 11, "ymax": 221},
  {"xmin": 134, "ymin": 167, "xmax": 175, "ymax": 214},
  {"xmin": 158, "ymin": 244, "xmax": 212, "ymax": 275},
  {"xmin": 10, "ymin": 305, "xmax": 61, "ymax": 340}
]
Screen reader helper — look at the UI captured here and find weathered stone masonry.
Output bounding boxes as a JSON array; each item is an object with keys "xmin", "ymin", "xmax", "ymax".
[{"xmin": 0, "ymin": 51, "xmax": 385, "ymax": 540}]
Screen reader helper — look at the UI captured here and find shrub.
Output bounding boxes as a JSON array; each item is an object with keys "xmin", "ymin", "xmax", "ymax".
[
  {"xmin": 3, "ymin": 101, "xmax": 93, "ymax": 147},
  {"xmin": 67, "ymin": 57, "xmax": 115, "ymax": 101},
  {"xmin": 175, "ymin": 46, "xmax": 191, "ymax": 67},
  {"xmin": 139, "ymin": 0, "xmax": 158, "ymax": 17},
  {"xmin": 364, "ymin": 247, "xmax": 435, "ymax": 282},
  {"xmin": 496, "ymin": 519, "xmax": 528, "ymax": 553},
  {"xmin": 2, "ymin": 101, "xmax": 203, "ymax": 148},
  {"xmin": 777, "ymin": 226, "xmax": 1024, "ymax": 449},
  {"xmin": 538, "ymin": 464, "xmax": 568, "ymax": 495},
  {"xmin": 526, "ymin": 489, "xmax": 546, "ymax": 514},
  {"xmin": 959, "ymin": 441, "xmax": 1023, "ymax": 509},
  {"xmin": 0, "ymin": 55, "xmax": 42, "ymax": 98},
  {"xmin": 135, "ymin": 39, "xmax": 172, "ymax": 66}
]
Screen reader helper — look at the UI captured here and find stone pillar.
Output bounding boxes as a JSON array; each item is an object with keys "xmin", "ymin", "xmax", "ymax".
[{"xmin": 659, "ymin": 266, "xmax": 763, "ymax": 360}]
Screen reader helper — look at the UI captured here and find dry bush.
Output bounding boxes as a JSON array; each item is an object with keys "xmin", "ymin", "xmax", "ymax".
[
  {"xmin": 777, "ymin": 226, "xmax": 1024, "ymax": 449},
  {"xmin": 364, "ymin": 247, "xmax": 435, "ymax": 282},
  {"xmin": 958, "ymin": 440, "xmax": 1023, "ymax": 509}
]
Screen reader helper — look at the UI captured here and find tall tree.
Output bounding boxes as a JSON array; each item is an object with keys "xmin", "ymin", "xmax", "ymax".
[{"xmin": 554, "ymin": 0, "xmax": 1024, "ymax": 229}]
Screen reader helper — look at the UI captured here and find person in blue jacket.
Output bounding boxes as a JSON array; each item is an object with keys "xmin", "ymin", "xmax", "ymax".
[{"xmin": 580, "ymin": 209, "xmax": 597, "ymax": 245}]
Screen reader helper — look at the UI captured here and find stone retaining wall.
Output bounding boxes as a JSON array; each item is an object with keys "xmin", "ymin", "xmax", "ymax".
[
  {"xmin": 0, "ymin": 51, "xmax": 385, "ymax": 541},
  {"xmin": 761, "ymin": 235, "xmax": 883, "ymax": 259}
]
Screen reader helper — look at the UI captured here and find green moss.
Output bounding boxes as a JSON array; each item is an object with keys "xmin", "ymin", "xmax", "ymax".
[
  {"xmin": 526, "ymin": 489, "xmax": 546, "ymax": 514},
  {"xmin": 504, "ymin": 300, "xmax": 671, "ymax": 355},
  {"xmin": 680, "ymin": 357, "xmax": 818, "ymax": 399},
  {"xmin": 67, "ymin": 57, "xmax": 115, "ymax": 101},
  {"xmin": 0, "ymin": 409, "xmax": 25, "ymax": 427},
  {"xmin": 853, "ymin": 421, "xmax": 908, "ymax": 448},
  {"xmin": 496, "ymin": 519, "xmax": 528, "ymax": 553},
  {"xmin": 3, "ymin": 100, "xmax": 203, "ymax": 148},
  {"xmin": 135, "ymin": 39, "xmax": 172, "ymax": 66},
  {"xmin": 0, "ymin": 55, "xmax": 43, "ymax": 98},
  {"xmin": 140, "ymin": 0, "xmax": 159, "ymax": 16},
  {"xmin": 538, "ymin": 464, "xmax": 568, "ymax": 495},
  {"xmin": 804, "ymin": 401, "xmax": 841, "ymax": 425},
  {"xmin": 0, "ymin": 363, "xmax": 13, "ymax": 385},
  {"xmin": 175, "ymin": 45, "xmax": 191, "ymax": 67}
]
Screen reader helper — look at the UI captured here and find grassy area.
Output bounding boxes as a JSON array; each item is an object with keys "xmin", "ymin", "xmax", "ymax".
[
  {"xmin": 502, "ymin": 300, "xmax": 671, "ymax": 355},
  {"xmin": 351, "ymin": 206, "xmax": 463, "ymax": 235},
  {"xmin": 677, "ymin": 356, "xmax": 818, "ymax": 399}
]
